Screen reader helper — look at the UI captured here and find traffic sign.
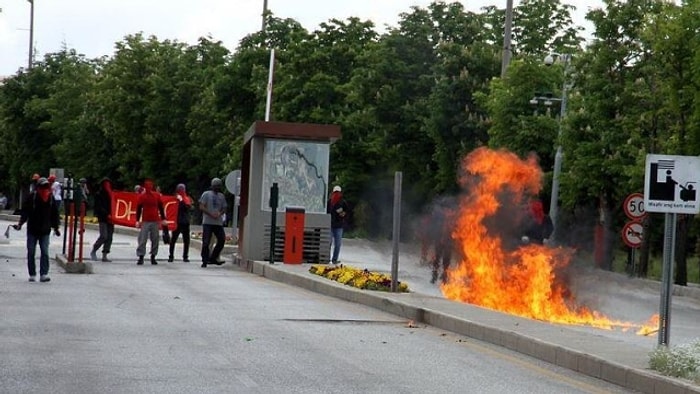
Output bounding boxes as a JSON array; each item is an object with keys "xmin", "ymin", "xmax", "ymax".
[
  {"xmin": 623, "ymin": 192, "xmax": 646, "ymax": 220},
  {"xmin": 644, "ymin": 154, "xmax": 700, "ymax": 214},
  {"xmin": 622, "ymin": 221, "xmax": 643, "ymax": 249},
  {"xmin": 225, "ymin": 170, "xmax": 241, "ymax": 195}
]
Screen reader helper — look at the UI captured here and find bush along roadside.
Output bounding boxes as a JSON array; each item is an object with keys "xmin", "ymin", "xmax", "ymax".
[
  {"xmin": 649, "ymin": 339, "xmax": 700, "ymax": 384},
  {"xmin": 309, "ymin": 264, "xmax": 409, "ymax": 292}
]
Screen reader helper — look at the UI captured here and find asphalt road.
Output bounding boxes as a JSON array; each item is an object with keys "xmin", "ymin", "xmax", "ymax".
[{"xmin": 0, "ymin": 219, "xmax": 635, "ymax": 394}]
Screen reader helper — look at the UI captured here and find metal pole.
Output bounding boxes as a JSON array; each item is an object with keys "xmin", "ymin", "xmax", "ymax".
[
  {"xmin": 262, "ymin": 0, "xmax": 268, "ymax": 31},
  {"xmin": 548, "ymin": 54, "xmax": 570, "ymax": 241},
  {"xmin": 501, "ymin": 0, "xmax": 514, "ymax": 77},
  {"xmin": 265, "ymin": 49, "xmax": 275, "ymax": 121},
  {"xmin": 28, "ymin": 0, "xmax": 34, "ymax": 69},
  {"xmin": 269, "ymin": 183, "xmax": 278, "ymax": 264},
  {"xmin": 658, "ymin": 212, "xmax": 676, "ymax": 346},
  {"xmin": 390, "ymin": 172, "xmax": 402, "ymax": 292},
  {"xmin": 232, "ymin": 195, "xmax": 239, "ymax": 241}
]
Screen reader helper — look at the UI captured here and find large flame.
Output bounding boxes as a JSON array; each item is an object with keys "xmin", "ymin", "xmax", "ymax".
[{"xmin": 440, "ymin": 147, "xmax": 657, "ymax": 333}]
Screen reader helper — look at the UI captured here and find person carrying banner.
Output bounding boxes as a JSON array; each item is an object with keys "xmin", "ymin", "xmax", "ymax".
[{"xmin": 135, "ymin": 179, "xmax": 167, "ymax": 265}]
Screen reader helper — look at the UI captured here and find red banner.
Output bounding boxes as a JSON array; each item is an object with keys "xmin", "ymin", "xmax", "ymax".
[{"xmin": 112, "ymin": 191, "xmax": 178, "ymax": 231}]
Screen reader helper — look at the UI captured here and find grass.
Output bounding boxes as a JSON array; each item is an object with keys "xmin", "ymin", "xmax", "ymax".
[
  {"xmin": 609, "ymin": 249, "xmax": 700, "ymax": 284},
  {"xmin": 649, "ymin": 339, "xmax": 700, "ymax": 383}
]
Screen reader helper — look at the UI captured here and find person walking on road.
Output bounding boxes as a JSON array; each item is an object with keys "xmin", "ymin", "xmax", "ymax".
[
  {"xmin": 327, "ymin": 185, "xmax": 349, "ymax": 264},
  {"xmin": 199, "ymin": 177, "xmax": 227, "ymax": 268},
  {"xmin": 14, "ymin": 177, "xmax": 61, "ymax": 282},
  {"xmin": 168, "ymin": 183, "xmax": 193, "ymax": 262},
  {"xmin": 135, "ymin": 179, "xmax": 167, "ymax": 265},
  {"xmin": 90, "ymin": 178, "xmax": 115, "ymax": 262}
]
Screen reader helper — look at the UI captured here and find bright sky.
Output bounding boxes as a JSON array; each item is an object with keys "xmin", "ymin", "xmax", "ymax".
[{"xmin": 0, "ymin": 0, "xmax": 602, "ymax": 77}]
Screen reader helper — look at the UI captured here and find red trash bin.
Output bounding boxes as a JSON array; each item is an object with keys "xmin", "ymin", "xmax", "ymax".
[{"xmin": 284, "ymin": 206, "xmax": 305, "ymax": 264}]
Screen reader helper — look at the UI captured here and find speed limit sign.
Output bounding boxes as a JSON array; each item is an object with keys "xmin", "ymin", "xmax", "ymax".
[{"xmin": 623, "ymin": 192, "xmax": 647, "ymax": 220}]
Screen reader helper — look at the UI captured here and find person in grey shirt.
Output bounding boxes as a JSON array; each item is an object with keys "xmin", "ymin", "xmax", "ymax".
[{"xmin": 199, "ymin": 177, "xmax": 227, "ymax": 268}]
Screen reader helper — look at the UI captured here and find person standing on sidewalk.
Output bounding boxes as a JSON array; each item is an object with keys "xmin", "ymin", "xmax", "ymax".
[
  {"xmin": 168, "ymin": 183, "xmax": 193, "ymax": 262},
  {"xmin": 327, "ymin": 185, "xmax": 349, "ymax": 264},
  {"xmin": 14, "ymin": 177, "xmax": 61, "ymax": 282},
  {"xmin": 135, "ymin": 179, "xmax": 167, "ymax": 265},
  {"xmin": 198, "ymin": 177, "xmax": 227, "ymax": 268},
  {"xmin": 90, "ymin": 178, "xmax": 114, "ymax": 262},
  {"xmin": 48, "ymin": 175, "xmax": 62, "ymax": 211}
]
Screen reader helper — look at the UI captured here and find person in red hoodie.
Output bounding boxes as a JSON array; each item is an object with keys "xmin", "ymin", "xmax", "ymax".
[
  {"xmin": 135, "ymin": 179, "xmax": 167, "ymax": 265},
  {"xmin": 15, "ymin": 177, "xmax": 61, "ymax": 282}
]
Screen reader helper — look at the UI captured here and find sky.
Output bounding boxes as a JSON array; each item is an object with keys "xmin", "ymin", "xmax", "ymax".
[{"xmin": 0, "ymin": 0, "xmax": 603, "ymax": 77}]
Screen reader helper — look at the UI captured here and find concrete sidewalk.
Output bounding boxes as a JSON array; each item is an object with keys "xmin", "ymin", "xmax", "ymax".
[{"xmin": 2, "ymin": 212, "xmax": 698, "ymax": 393}]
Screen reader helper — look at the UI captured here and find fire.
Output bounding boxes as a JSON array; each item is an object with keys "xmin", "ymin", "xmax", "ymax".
[{"xmin": 440, "ymin": 147, "xmax": 657, "ymax": 334}]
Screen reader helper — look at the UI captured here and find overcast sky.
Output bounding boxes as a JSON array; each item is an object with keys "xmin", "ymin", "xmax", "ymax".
[{"xmin": 0, "ymin": 0, "xmax": 602, "ymax": 76}]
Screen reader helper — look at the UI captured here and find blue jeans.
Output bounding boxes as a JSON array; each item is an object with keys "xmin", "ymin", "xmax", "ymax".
[
  {"xmin": 331, "ymin": 227, "xmax": 343, "ymax": 262},
  {"xmin": 27, "ymin": 233, "xmax": 50, "ymax": 276}
]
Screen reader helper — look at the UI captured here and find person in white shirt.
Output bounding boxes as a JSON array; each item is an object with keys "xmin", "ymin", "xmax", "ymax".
[{"xmin": 48, "ymin": 175, "xmax": 62, "ymax": 211}]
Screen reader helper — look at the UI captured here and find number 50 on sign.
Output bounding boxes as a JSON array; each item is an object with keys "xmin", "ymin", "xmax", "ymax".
[{"xmin": 624, "ymin": 193, "xmax": 647, "ymax": 220}]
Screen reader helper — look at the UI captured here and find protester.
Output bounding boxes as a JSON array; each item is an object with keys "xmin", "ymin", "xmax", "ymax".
[
  {"xmin": 90, "ymin": 178, "xmax": 115, "ymax": 262},
  {"xmin": 135, "ymin": 179, "xmax": 167, "ymax": 265},
  {"xmin": 327, "ymin": 185, "xmax": 349, "ymax": 264},
  {"xmin": 198, "ymin": 177, "xmax": 227, "ymax": 268},
  {"xmin": 422, "ymin": 197, "xmax": 455, "ymax": 284},
  {"xmin": 48, "ymin": 175, "xmax": 62, "ymax": 211},
  {"xmin": 0, "ymin": 191, "xmax": 7, "ymax": 210},
  {"xmin": 522, "ymin": 198, "xmax": 554, "ymax": 245},
  {"xmin": 168, "ymin": 183, "xmax": 193, "ymax": 262},
  {"xmin": 29, "ymin": 173, "xmax": 40, "ymax": 193},
  {"xmin": 14, "ymin": 177, "xmax": 61, "ymax": 282}
]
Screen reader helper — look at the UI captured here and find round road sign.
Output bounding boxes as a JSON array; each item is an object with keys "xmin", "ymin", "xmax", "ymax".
[
  {"xmin": 622, "ymin": 221, "xmax": 644, "ymax": 249},
  {"xmin": 225, "ymin": 170, "xmax": 241, "ymax": 195},
  {"xmin": 623, "ymin": 192, "xmax": 647, "ymax": 220}
]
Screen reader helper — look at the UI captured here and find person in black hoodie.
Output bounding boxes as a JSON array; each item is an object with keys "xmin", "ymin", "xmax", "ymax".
[
  {"xmin": 168, "ymin": 183, "xmax": 193, "ymax": 262},
  {"xmin": 90, "ymin": 178, "xmax": 114, "ymax": 262},
  {"xmin": 14, "ymin": 177, "xmax": 61, "ymax": 282}
]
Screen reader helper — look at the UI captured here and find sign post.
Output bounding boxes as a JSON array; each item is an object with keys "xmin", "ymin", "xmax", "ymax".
[
  {"xmin": 622, "ymin": 192, "xmax": 646, "ymax": 276},
  {"xmin": 644, "ymin": 154, "xmax": 700, "ymax": 346}
]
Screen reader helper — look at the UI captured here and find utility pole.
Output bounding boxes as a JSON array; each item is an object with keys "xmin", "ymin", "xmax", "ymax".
[
  {"xmin": 28, "ymin": 0, "xmax": 35, "ymax": 69},
  {"xmin": 262, "ymin": 0, "xmax": 268, "ymax": 32},
  {"xmin": 501, "ymin": 0, "xmax": 514, "ymax": 77}
]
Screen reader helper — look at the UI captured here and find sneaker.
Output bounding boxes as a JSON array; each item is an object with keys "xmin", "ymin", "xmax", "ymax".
[
  {"xmin": 101, "ymin": 254, "xmax": 112, "ymax": 262},
  {"xmin": 151, "ymin": 255, "xmax": 158, "ymax": 265},
  {"xmin": 28, "ymin": 276, "xmax": 36, "ymax": 282},
  {"xmin": 183, "ymin": 258, "xmax": 190, "ymax": 263},
  {"xmin": 90, "ymin": 250, "xmax": 98, "ymax": 261},
  {"xmin": 167, "ymin": 256, "xmax": 174, "ymax": 262},
  {"xmin": 201, "ymin": 262, "xmax": 207, "ymax": 268},
  {"xmin": 40, "ymin": 275, "xmax": 50, "ymax": 283},
  {"xmin": 137, "ymin": 256, "xmax": 144, "ymax": 265}
]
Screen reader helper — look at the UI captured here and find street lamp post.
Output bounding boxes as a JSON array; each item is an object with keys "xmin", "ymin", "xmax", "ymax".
[
  {"xmin": 28, "ymin": 0, "xmax": 34, "ymax": 69},
  {"xmin": 544, "ymin": 53, "xmax": 571, "ymax": 242}
]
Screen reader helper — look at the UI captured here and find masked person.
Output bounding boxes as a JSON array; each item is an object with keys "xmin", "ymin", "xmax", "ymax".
[
  {"xmin": 135, "ymin": 179, "xmax": 167, "ymax": 265},
  {"xmin": 168, "ymin": 183, "xmax": 193, "ymax": 262},
  {"xmin": 15, "ymin": 177, "xmax": 61, "ymax": 282},
  {"xmin": 90, "ymin": 178, "xmax": 114, "ymax": 262},
  {"xmin": 327, "ymin": 185, "xmax": 349, "ymax": 264},
  {"xmin": 199, "ymin": 177, "xmax": 227, "ymax": 268}
]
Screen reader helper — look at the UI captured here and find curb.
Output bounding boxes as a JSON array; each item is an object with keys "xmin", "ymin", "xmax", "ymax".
[{"xmin": 239, "ymin": 258, "xmax": 700, "ymax": 394}]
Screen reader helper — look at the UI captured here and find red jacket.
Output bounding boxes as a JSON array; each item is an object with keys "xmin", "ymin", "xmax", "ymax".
[{"xmin": 136, "ymin": 191, "xmax": 165, "ymax": 222}]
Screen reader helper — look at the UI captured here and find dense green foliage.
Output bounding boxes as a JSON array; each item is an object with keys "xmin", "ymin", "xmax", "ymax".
[{"xmin": 1, "ymin": 0, "xmax": 699, "ymax": 279}]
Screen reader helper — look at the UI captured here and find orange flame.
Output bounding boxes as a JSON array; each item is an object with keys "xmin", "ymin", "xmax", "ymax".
[{"xmin": 440, "ymin": 148, "xmax": 655, "ymax": 334}]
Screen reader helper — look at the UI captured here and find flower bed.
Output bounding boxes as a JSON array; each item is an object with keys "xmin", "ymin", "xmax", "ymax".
[{"xmin": 309, "ymin": 264, "xmax": 409, "ymax": 292}]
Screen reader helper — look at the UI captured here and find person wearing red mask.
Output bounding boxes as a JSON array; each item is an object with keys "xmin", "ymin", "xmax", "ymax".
[
  {"xmin": 14, "ymin": 177, "xmax": 61, "ymax": 282},
  {"xmin": 168, "ymin": 183, "xmax": 193, "ymax": 262},
  {"xmin": 522, "ymin": 198, "xmax": 553, "ymax": 245},
  {"xmin": 327, "ymin": 185, "xmax": 350, "ymax": 264},
  {"xmin": 135, "ymin": 179, "xmax": 167, "ymax": 265},
  {"xmin": 90, "ymin": 178, "xmax": 114, "ymax": 262}
]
